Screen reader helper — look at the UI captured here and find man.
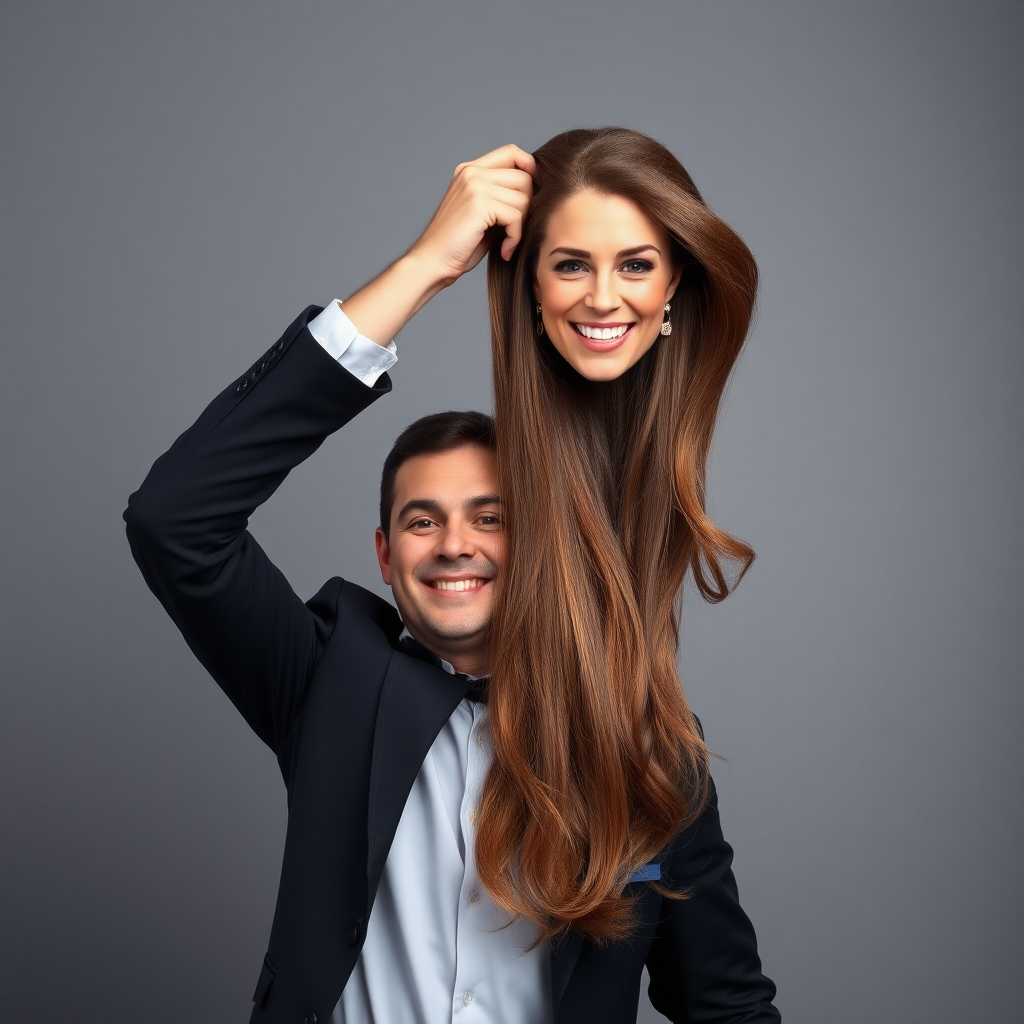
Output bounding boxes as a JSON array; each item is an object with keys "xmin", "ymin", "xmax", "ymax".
[{"xmin": 125, "ymin": 145, "xmax": 779, "ymax": 1023}]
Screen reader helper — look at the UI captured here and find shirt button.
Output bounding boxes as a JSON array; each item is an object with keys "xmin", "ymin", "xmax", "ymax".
[
  {"xmin": 462, "ymin": 991, "xmax": 473, "ymax": 1006},
  {"xmin": 469, "ymin": 888, "xmax": 480, "ymax": 904},
  {"xmin": 469, "ymin": 809, "xmax": 477, "ymax": 827},
  {"xmin": 476, "ymin": 732, "xmax": 484, "ymax": 747}
]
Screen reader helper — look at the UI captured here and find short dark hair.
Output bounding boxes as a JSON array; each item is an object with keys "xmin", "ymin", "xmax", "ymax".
[{"xmin": 379, "ymin": 410, "xmax": 496, "ymax": 537}]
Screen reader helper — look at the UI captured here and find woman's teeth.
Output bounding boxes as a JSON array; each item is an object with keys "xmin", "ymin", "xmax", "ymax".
[
  {"xmin": 432, "ymin": 578, "xmax": 485, "ymax": 591},
  {"xmin": 574, "ymin": 324, "xmax": 630, "ymax": 340}
]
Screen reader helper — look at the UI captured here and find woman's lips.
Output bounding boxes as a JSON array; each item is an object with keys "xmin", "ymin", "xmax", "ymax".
[{"xmin": 571, "ymin": 322, "xmax": 635, "ymax": 352}]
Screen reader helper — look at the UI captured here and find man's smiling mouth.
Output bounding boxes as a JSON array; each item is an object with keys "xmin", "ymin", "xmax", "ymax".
[{"xmin": 429, "ymin": 577, "xmax": 489, "ymax": 592}]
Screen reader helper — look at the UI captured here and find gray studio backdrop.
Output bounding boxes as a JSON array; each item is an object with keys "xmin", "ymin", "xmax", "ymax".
[{"xmin": 2, "ymin": 3, "xmax": 1021, "ymax": 1022}]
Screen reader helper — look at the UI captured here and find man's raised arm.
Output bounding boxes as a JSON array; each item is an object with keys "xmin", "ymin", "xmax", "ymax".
[
  {"xmin": 124, "ymin": 144, "xmax": 535, "ymax": 753},
  {"xmin": 123, "ymin": 306, "xmax": 390, "ymax": 754}
]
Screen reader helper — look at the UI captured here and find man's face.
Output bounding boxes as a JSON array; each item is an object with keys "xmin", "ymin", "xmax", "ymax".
[{"xmin": 375, "ymin": 444, "xmax": 503, "ymax": 673}]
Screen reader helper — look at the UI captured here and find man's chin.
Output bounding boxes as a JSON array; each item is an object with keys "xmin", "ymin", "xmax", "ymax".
[
  {"xmin": 395, "ymin": 587, "xmax": 494, "ymax": 651},
  {"xmin": 420, "ymin": 619, "xmax": 489, "ymax": 643},
  {"xmin": 409, "ymin": 608, "xmax": 491, "ymax": 646}
]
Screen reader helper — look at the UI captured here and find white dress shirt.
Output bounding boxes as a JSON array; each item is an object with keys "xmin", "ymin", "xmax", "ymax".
[
  {"xmin": 308, "ymin": 302, "xmax": 552, "ymax": 1024},
  {"xmin": 309, "ymin": 299, "xmax": 398, "ymax": 386}
]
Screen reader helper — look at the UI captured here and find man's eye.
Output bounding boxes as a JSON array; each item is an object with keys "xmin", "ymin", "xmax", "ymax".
[
  {"xmin": 410, "ymin": 518, "xmax": 436, "ymax": 529},
  {"xmin": 478, "ymin": 514, "xmax": 501, "ymax": 526},
  {"xmin": 622, "ymin": 259, "xmax": 654, "ymax": 274},
  {"xmin": 554, "ymin": 260, "xmax": 586, "ymax": 274}
]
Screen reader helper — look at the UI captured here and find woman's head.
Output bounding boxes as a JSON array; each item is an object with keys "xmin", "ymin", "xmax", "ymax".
[
  {"xmin": 495, "ymin": 125, "xmax": 756, "ymax": 383},
  {"xmin": 533, "ymin": 189, "xmax": 681, "ymax": 381}
]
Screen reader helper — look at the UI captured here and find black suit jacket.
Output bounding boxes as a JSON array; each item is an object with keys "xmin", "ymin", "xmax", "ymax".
[{"xmin": 124, "ymin": 306, "xmax": 780, "ymax": 1024}]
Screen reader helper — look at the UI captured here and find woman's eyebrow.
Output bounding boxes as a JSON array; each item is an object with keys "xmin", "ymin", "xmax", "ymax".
[
  {"xmin": 618, "ymin": 244, "xmax": 661, "ymax": 257},
  {"xmin": 548, "ymin": 244, "xmax": 662, "ymax": 258}
]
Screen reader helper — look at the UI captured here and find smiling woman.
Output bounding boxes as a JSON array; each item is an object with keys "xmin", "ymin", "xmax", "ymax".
[
  {"xmin": 533, "ymin": 190, "xmax": 682, "ymax": 381},
  {"xmin": 482, "ymin": 126, "xmax": 759, "ymax": 945}
]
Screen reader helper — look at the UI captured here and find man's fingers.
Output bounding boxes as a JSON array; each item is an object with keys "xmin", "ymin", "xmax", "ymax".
[
  {"xmin": 489, "ymin": 199, "xmax": 524, "ymax": 231},
  {"xmin": 500, "ymin": 230, "xmax": 520, "ymax": 261},
  {"xmin": 466, "ymin": 167, "xmax": 534, "ymax": 198},
  {"xmin": 464, "ymin": 143, "xmax": 537, "ymax": 176},
  {"xmin": 414, "ymin": 145, "xmax": 536, "ymax": 278},
  {"xmin": 482, "ymin": 182, "xmax": 532, "ymax": 213},
  {"xmin": 487, "ymin": 199, "xmax": 526, "ymax": 260}
]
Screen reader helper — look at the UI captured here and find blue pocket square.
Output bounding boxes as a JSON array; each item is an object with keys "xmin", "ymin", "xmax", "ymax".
[{"xmin": 628, "ymin": 862, "xmax": 661, "ymax": 883}]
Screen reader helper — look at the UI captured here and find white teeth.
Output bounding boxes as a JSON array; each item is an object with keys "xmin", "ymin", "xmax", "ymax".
[
  {"xmin": 575, "ymin": 324, "xmax": 628, "ymax": 340},
  {"xmin": 433, "ymin": 578, "xmax": 485, "ymax": 592}
]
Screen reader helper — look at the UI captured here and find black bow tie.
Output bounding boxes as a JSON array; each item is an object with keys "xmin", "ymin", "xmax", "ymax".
[{"xmin": 397, "ymin": 634, "xmax": 489, "ymax": 704}]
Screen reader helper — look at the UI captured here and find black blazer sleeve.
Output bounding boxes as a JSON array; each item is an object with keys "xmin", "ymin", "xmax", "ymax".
[
  {"xmin": 644, "ymin": 776, "xmax": 781, "ymax": 1023},
  {"xmin": 123, "ymin": 306, "xmax": 390, "ymax": 754}
]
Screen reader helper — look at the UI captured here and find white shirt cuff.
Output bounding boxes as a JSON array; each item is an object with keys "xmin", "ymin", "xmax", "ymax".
[{"xmin": 308, "ymin": 300, "xmax": 397, "ymax": 387}]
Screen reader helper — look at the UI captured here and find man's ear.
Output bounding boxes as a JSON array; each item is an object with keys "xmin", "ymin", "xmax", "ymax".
[{"xmin": 375, "ymin": 527, "xmax": 392, "ymax": 586}]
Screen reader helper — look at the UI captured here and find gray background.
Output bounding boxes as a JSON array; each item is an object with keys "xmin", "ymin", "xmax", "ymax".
[{"xmin": 2, "ymin": 2, "xmax": 1021, "ymax": 1022}]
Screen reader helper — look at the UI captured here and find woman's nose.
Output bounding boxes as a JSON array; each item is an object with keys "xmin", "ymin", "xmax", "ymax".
[{"xmin": 587, "ymin": 270, "xmax": 620, "ymax": 313}]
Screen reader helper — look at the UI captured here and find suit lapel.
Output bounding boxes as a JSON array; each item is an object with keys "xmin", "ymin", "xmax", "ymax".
[
  {"xmin": 550, "ymin": 929, "xmax": 584, "ymax": 1016},
  {"xmin": 366, "ymin": 651, "xmax": 467, "ymax": 900}
]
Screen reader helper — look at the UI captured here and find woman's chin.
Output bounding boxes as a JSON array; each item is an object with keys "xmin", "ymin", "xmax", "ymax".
[
  {"xmin": 545, "ymin": 330, "xmax": 661, "ymax": 382},
  {"xmin": 557, "ymin": 346, "xmax": 646, "ymax": 382},
  {"xmin": 575, "ymin": 362, "xmax": 628, "ymax": 382}
]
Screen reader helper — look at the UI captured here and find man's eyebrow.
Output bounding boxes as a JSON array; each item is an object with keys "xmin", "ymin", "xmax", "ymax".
[
  {"xmin": 466, "ymin": 494, "xmax": 501, "ymax": 509},
  {"xmin": 396, "ymin": 498, "xmax": 444, "ymax": 522},
  {"xmin": 548, "ymin": 244, "xmax": 662, "ymax": 258}
]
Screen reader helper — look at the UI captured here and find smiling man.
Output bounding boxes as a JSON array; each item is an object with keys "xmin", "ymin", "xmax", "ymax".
[
  {"xmin": 376, "ymin": 438, "xmax": 502, "ymax": 678},
  {"xmin": 124, "ymin": 295, "xmax": 559, "ymax": 1021}
]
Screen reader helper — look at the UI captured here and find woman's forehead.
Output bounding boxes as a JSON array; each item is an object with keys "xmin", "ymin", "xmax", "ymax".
[{"xmin": 540, "ymin": 190, "xmax": 668, "ymax": 254}]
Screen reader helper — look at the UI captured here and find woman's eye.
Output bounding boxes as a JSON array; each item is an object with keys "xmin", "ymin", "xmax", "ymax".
[
  {"xmin": 622, "ymin": 259, "xmax": 654, "ymax": 274},
  {"xmin": 554, "ymin": 260, "xmax": 586, "ymax": 274},
  {"xmin": 477, "ymin": 514, "xmax": 501, "ymax": 527}
]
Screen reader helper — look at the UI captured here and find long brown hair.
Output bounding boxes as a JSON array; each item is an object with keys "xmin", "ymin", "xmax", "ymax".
[{"xmin": 479, "ymin": 127, "xmax": 758, "ymax": 944}]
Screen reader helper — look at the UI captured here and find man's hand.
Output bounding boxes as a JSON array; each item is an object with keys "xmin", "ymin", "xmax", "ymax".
[
  {"xmin": 341, "ymin": 145, "xmax": 535, "ymax": 347},
  {"xmin": 409, "ymin": 143, "xmax": 537, "ymax": 282}
]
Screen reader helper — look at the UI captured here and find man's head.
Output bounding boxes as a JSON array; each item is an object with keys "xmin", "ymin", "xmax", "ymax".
[{"xmin": 375, "ymin": 412, "xmax": 500, "ymax": 677}]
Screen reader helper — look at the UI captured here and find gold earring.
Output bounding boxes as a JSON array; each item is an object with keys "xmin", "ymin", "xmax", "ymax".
[
  {"xmin": 660, "ymin": 302, "xmax": 672, "ymax": 336},
  {"xmin": 535, "ymin": 303, "xmax": 544, "ymax": 337}
]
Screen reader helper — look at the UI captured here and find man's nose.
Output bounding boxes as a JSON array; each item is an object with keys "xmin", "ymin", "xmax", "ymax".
[{"xmin": 436, "ymin": 522, "xmax": 475, "ymax": 560}]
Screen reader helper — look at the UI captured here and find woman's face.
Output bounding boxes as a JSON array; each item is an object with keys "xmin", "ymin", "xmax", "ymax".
[{"xmin": 533, "ymin": 190, "xmax": 682, "ymax": 381}]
